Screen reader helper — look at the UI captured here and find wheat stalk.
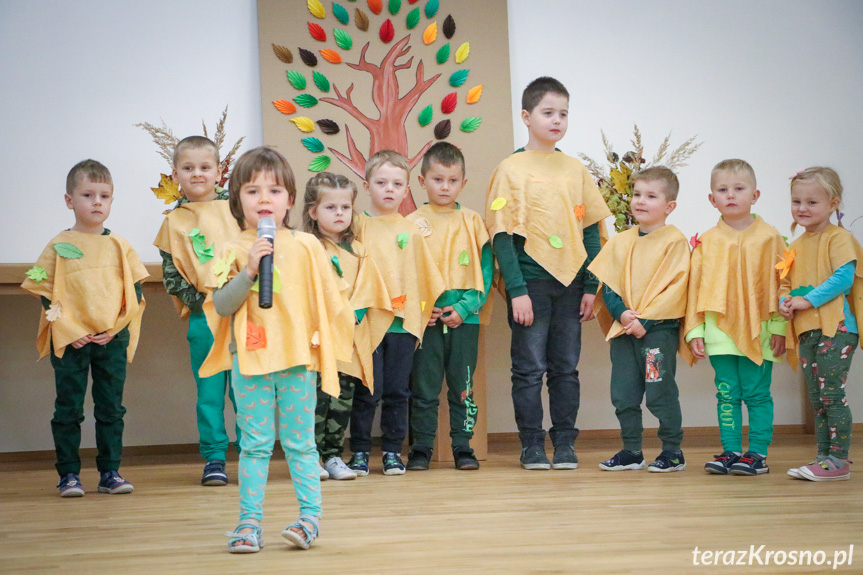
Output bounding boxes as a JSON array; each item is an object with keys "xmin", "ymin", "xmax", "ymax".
[
  {"xmin": 666, "ymin": 135, "xmax": 703, "ymax": 169},
  {"xmin": 134, "ymin": 120, "xmax": 179, "ymax": 168}
]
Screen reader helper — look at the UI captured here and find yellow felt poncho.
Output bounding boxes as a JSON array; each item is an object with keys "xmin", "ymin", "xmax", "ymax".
[
  {"xmin": 153, "ymin": 199, "xmax": 241, "ymax": 318},
  {"xmin": 321, "ymin": 238, "xmax": 394, "ymax": 391},
  {"xmin": 21, "ymin": 231, "xmax": 149, "ymax": 361},
  {"xmin": 356, "ymin": 213, "xmax": 446, "ymax": 342},
  {"xmin": 684, "ymin": 216, "xmax": 786, "ymax": 365},
  {"xmin": 199, "ymin": 229, "xmax": 354, "ymax": 397},
  {"xmin": 484, "ymin": 151, "xmax": 611, "ymax": 286},
  {"xmin": 780, "ymin": 224, "xmax": 863, "ymax": 367}
]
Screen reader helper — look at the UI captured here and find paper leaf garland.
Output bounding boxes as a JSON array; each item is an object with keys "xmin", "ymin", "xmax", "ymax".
[
  {"xmin": 272, "ymin": 44, "xmax": 293, "ymax": 63},
  {"xmin": 449, "ymin": 69, "xmax": 469, "ymax": 87},
  {"xmin": 287, "ymin": 70, "xmax": 307, "ymax": 90},
  {"xmin": 423, "ymin": 22, "xmax": 437, "ymax": 44},
  {"xmin": 389, "ymin": 0, "xmax": 401, "ymax": 15},
  {"xmin": 308, "ymin": 22, "xmax": 327, "ymax": 41},
  {"xmin": 299, "ymin": 48, "xmax": 318, "ymax": 67},
  {"xmin": 54, "ymin": 243, "xmax": 84, "ymax": 259},
  {"xmin": 458, "ymin": 250, "xmax": 470, "ymax": 266},
  {"xmin": 213, "ymin": 251, "xmax": 236, "ymax": 288},
  {"xmin": 291, "ymin": 117, "xmax": 316, "ymax": 132},
  {"xmin": 294, "ymin": 94, "xmax": 319, "ymax": 108},
  {"xmin": 334, "ymin": 29, "xmax": 353, "ymax": 50},
  {"xmin": 455, "ymin": 42, "xmax": 470, "ymax": 63},
  {"xmin": 412, "ymin": 217, "xmax": 433, "ymax": 237},
  {"xmin": 689, "ymin": 233, "xmax": 701, "ymax": 249},
  {"xmin": 573, "ymin": 204, "xmax": 586, "ymax": 221},
  {"xmin": 330, "ymin": 255, "xmax": 344, "ymax": 277},
  {"xmin": 490, "ymin": 197, "xmax": 507, "ymax": 211},
  {"xmin": 308, "ymin": 0, "xmax": 326, "ymax": 18},
  {"xmin": 775, "ymin": 248, "xmax": 795, "ymax": 279},
  {"xmin": 368, "ymin": 0, "xmax": 382, "ymax": 15},
  {"xmin": 391, "ymin": 294, "xmax": 407, "ymax": 311},
  {"xmin": 187, "ymin": 228, "xmax": 215, "ymax": 264},
  {"xmin": 418, "ymin": 105, "xmax": 433, "ymax": 126},
  {"xmin": 313, "ymin": 70, "xmax": 331, "ymax": 92},
  {"xmin": 309, "ymin": 155, "xmax": 332, "ymax": 172},
  {"xmin": 436, "ymin": 43, "xmax": 450, "ymax": 64},
  {"xmin": 273, "ymin": 100, "xmax": 298, "ymax": 115},
  {"xmin": 443, "ymin": 14, "xmax": 455, "ymax": 38},
  {"xmin": 302, "ymin": 136, "xmax": 325, "ymax": 153},
  {"xmin": 246, "ymin": 321, "xmax": 267, "ymax": 350},
  {"xmin": 151, "ymin": 173, "xmax": 181, "ymax": 204},
  {"xmin": 549, "ymin": 235, "xmax": 564, "ymax": 249},
  {"xmin": 466, "ymin": 85, "xmax": 483, "ymax": 104},
  {"xmin": 790, "ymin": 285, "xmax": 814, "ymax": 297},
  {"xmin": 396, "ymin": 232, "xmax": 409, "ymax": 249},
  {"xmin": 321, "ymin": 49, "xmax": 343, "ymax": 63},
  {"xmin": 425, "ymin": 0, "xmax": 439, "ymax": 18},
  {"xmin": 317, "ymin": 119, "xmax": 340, "ymax": 134},
  {"xmin": 46, "ymin": 302, "xmax": 63, "ymax": 323},
  {"xmin": 460, "ymin": 117, "xmax": 481, "ymax": 133},
  {"xmin": 26, "ymin": 266, "xmax": 48, "ymax": 283},
  {"xmin": 355, "ymin": 7, "xmax": 370, "ymax": 30},
  {"xmin": 333, "ymin": 2, "xmax": 350, "ymax": 24},
  {"xmin": 380, "ymin": 19, "xmax": 395, "ymax": 43},
  {"xmin": 434, "ymin": 119, "xmax": 451, "ymax": 139},
  {"xmin": 441, "ymin": 92, "xmax": 457, "ymax": 113},
  {"xmin": 406, "ymin": 7, "xmax": 420, "ymax": 29}
]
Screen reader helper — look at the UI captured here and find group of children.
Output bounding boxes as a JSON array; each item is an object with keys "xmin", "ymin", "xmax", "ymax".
[{"xmin": 21, "ymin": 75, "xmax": 859, "ymax": 553}]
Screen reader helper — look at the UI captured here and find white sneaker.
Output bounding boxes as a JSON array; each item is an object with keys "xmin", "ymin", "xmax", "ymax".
[
  {"xmin": 319, "ymin": 462, "xmax": 330, "ymax": 480},
  {"xmin": 324, "ymin": 456, "xmax": 358, "ymax": 480}
]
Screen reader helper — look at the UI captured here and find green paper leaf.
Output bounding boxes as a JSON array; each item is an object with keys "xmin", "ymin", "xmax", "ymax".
[
  {"xmin": 418, "ymin": 105, "xmax": 433, "ymax": 126},
  {"xmin": 26, "ymin": 266, "xmax": 48, "ymax": 283},
  {"xmin": 406, "ymin": 7, "xmax": 420, "ymax": 29},
  {"xmin": 396, "ymin": 232, "xmax": 409, "ymax": 249},
  {"xmin": 294, "ymin": 93, "xmax": 319, "ymax": 108},
  {"xmin": 330, "ymin": 255, "xmax": 344, "ymax": 277},
  {"xmin": 188, "ymin": 230, "xmax": 214, "ymax": 264},
  {"xmin": 460, "ymin": 116, "xmax": 482, "ymax": 133},
  {"xmin": 333, "ymin": 29, "xmax": 353, "ymax": 50},
  {"xmin": 458, "ymin": 250, "xmax": 470, "ymax": 266},
  {"xmin": 436, "ymin": 42, "xmax": 450, "ymax": 64},
  {"xmin": 302, "ymin": 136, "xmax": 326, "ymax": 153},
  {"xmin": 53, "ymin": 242, "xmax": 83, "ymax": 259},
  {"xmin": 782, "ymin": 235, "xmax": 789, "ymax": 246},
  {"xmin": 790, "ymin": 285, "xmax": 815, "ymax": 297},
  {"xmin": 287, "ymin": 70, "xmax": 307, "ymax": 90},
  {"xmin": 309, "ymin": 155, "xmax": 332, "ymax": 172},
  {"xmin": 313, "ymin": 70, "xmax": 332, "ymax": 92},
  {"xmin": 333, "ymin": 2, "xmax": 350, "ymax": 24},
  {"xmin": 188, "ymin": 228, "xmax": 201, "ymax": 237},
  {"xmin": 549, "ymin": 235, "xmax": 564, "ymax": 249},
  {"xmin": 449, "ymin": 69, "xmax": 469, "ymax": 87},
  {"xmin": 389, "ymin": 0, "xmax": 401, "ymax": 15},
  {"xmin": 425, "ymin": 0, "xmax": 439, "ymax": 18}
]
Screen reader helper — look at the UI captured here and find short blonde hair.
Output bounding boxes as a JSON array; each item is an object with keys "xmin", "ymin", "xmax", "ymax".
[
  {"xmin": 303, "ymin": 171, "xmax": 358, "ymax": 246},
  {"xmin": 173, "ymin": 135, "xmax": 219, "ymax": 166},
  {"xmin": 364, "ymin": 149, "xmax": 410, "ymax": 182},
  {"xmin": 711, "ymin": 158, "xmax": 757, "ymax": 189},
  {"xmin": 790, "ymin": 166, "xmax": 844, "ymax": 232},
  {"xmin": 66, "ymin": 159, "xmax": 112, "ymax": 195},
  {"xmin": 228, "ymin": 147, "xmax": 296, "ymax": 230},
  {"xmin": 632, "ymin": 166, "xmax": 679, "ymax": 201}
]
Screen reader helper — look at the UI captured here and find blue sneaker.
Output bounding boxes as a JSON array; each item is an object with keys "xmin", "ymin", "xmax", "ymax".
[
  {"xmin": 382, "ymin": 452, "xmax": 406, "ymax": 476},
  {"xmin": 730, "ymin": 452, "xmax": 769, "ymax": 476},
  {"xmin": 98, "ymin": 471, "xmax": 134, "ymax": 494},
  {"xmin": 648, "ymin": 450, "xmax": 686, "ymax": 473},
  {"xmin": 347, "ymin": 452, "xmax": 370, "ymax": 476},
  {"xmin": 704, "ymin": 451, "xmax": 742, "ymax": 475},
  {"xmin": 202, "ymin": 460, "xmax": 228, "ymax": 486},
  {"xmin": 57, "ymin": 473, "xmax": 85, "ymax": 497},
  {"xmin": 599, "ymin": 450, "xmax": 645, "ymax": 471}
]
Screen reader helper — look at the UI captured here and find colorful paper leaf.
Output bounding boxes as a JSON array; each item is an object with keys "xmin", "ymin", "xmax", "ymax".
[
  {"xmin": 436, "ymin": 43, "xmax": 450, "ymax": 64},
  {"xmin": 388, "ymin": 0, "xmax": 401, "ymax": 15},
  {"xmin": 455, "ymin": 42, "xmax": 470, "ymax": 63},
  {"xmin": 412, "ymin": 217, "xmax": 433, "ymax": 237},
  {"xmin": 490, "ymin": 197, "xmax": 507, "ymax": 211},
  {"xmin": 308, "ymin": 22, "xmax": 327, "ymax": 41},
  {"xmin": 317, "ymin": 119, "xmax": 341, "ymax": 134},
  {"xmin": 790, "ymin": 285, "xmax": 814, "ymax": 297},
  {"xmin": 26, "ymin": 266, "xmax": 48, "ymax": 283},
  {"xmin": 252, "ymin": 264, "xmax": 282, "ymax": 294},
  {"xmin": 406, "ymin": 7, "xmax": 420, "ymax": 29},
  {"xmin": 151, "ymin": 173, "xmax": 181, "ymax": 204},
  {"xmin": 396, "ymin": 232, "xmax": 409, "ymax": 249},
  {"xmin": 299, "ymin": 48, "xmax": 318, "ymax": 67},
  {"xmin": 187, "ymin": 228, "xmax": 215, "ymax": 264},
  {"xmin": 46, "ymin": 302, "xmax": 62, "ymax": 322},
  {"xmin": 391, "ymin": 294, "xmax": 407, "ymax": 311},
  {"xmin": 302, "ymin": 137, "xmax": 325, "ymax": 153},
  {"xmin": 294, "ymin": 94, "xmax": 319, "ymax": 108},
  {"xmin": 380, "ymin": 19, "xmax": 395, "ymax": 43},
  {"xmin": 434, "ymin": 119, "xmax": 451, "ymax": 139},
  {"xmin": 443, "ymin": 14, "xmax": 455, "ymax": 38},
  {"xmin": 54, "ymin": 242, "xmax": 83, "ymax": 259},
  {"xmin": 418, "ymin": 105, "xmax": 433, "ymax": 126},
  {"xmin": 333, "ymin": 2, "xmax": 350, "ymax": 24},
  {"xmin": 549, "ymin": 235, "xmax": 564, "ymax": 249},
  {"xmin": 312, "ymin": 71, "xmax": 331, "ymax": 93},
  {"xmin": 459, "ymin": 117, "xmax": 481, "ymax": 133},
  {"xmin": 272, "ymin": 44, "xmax": 293, "ymax": 63},
  {"xmin": 458, "ymin": 250, "xmax": 470, "ymax": 266},
  {"xmin": 308, "ymin": 0, "xmax": 326, "ymax": 19},
  {"xmin": 425, "ymin": 0, "xmax": 439, "ymax": 18},
  {"xmin": 213, "ymin": 251, "xmax": 236, "ymax": 288},
  {"xmin": 273, "ymin": 100, "xmax": 297, "ymax": 115},
  {"xmin": 441, "ymin": 92, "xmax": 457, "ymax": 114},
  {"xmin": 330, "ymin": 255, "xmax": 344, "ymax": 277},
  {"xmin": 287, "ymin": 70, "xmax": 307, "ymax": 90},
  {"xmin": 573, "ymin": 204, "xmax": 586, "ymax": 221},
  {"xmin": 333, "ymin": 29, "xmax": 353, "ymax": 50},
  {"xmin": 420, "ymin": 300, "xmax": 426, "ymax": 311},
  {"xmin": 368, "ymin": 0, "xmax": 382, "ymax": 14},
  {"xmin": 355, "ymin": 7, "xmax": 370, "ymax": 30},
  {"xmin": 466, "ymin": 85, "xmax": 483, "ymax": 104},
  {"xmin": 309, "ymin": 155, "xmax": 332, "ymax": 172},
  {"xmin": 689, "ymin": 233, "xmax": 701, "ymax": 249},
  {"xmin": 320, "ymin": 49, "xmax": 342, "ymax": 63},
  {"xmin": 423, "ymin": 22, "xmax": 437, "ymax": 44},
  {"xmin": 246, "ymin": 320, "xmax": 267, "ymax": 350},
  {"xmin": 449, "ymin": 69, "xmax": 469, "ymax": 87},
  {"xmin": 291, "ymin": 117, "xmax": 316, "ymax": 132},
  {"xmin": 775, "ymin": 248, "xmax": 795, "ymax": 279}
]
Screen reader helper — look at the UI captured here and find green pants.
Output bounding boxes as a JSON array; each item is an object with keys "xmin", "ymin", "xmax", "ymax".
[
  {"xmin": 609, "ymin": 328, "xmax": 683, "ymax": 452},
  {"xmin": 315, "ymin": 372, "xmax": 359, "ymax": 460},
  {"xmin": 50, "ymin": 328, "xmax": 130, "ymax": 476},
  {"xmin": 709, "ymin": 355, "xmax": 774, "ymax": 455},
  {"xmin": 799, "ymin": 327, "xmax": 856, "ymax": 460},
  {"xmin": 410, "ymin": 322, "xmax": 479, "ymax": 454},
  {"xmin": 188, "ymin": 311, "xmax": 238, "ymax": 462}
]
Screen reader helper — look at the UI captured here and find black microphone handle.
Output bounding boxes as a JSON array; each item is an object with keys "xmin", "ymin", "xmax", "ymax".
[{"xmin": 258, "ymin": 244, "xmax": 274, "ymax": 309}]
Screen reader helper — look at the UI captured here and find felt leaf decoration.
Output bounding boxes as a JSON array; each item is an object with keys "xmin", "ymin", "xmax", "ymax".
[
  {"xmin": 425, "ymin": 0, "xmax": 439, "ymax": 18},
  {"xmin": 434, "ymin": 119, "xmax": 451, "ymax": 139},
  {"xmin": 294, "ymin": 94, "xmax": 319, "ymax": 108},
  {"xmin": 308, "ymin": 22, "xmax": 327, "ymax": 41},
  {"xmin": 317, "ymin": 119, "xmax": 341, "ymax": 134},
  {"xmin": 466, "ymin": 85, "xmax": 483, "ymax": 104},
  {"xmin": 368, "ymin": 0, "xmax": 382, "ymax": 15},
  {"xmin": 573, "ymin": 204, "xmax": 586, "ymax": 221},
  {"xmin": 443, "ymin": 14, "xmax": 455, "ymax": 38},
  {"xmin": 213, "ymin": 251, "xmax": 236, "ymax": 288},
  {"xmin": 308, "ymin": 0, "xmax": 326, "ymax": 19},
  {"xmin": 355, "ymin": 8, "xmax": 370, "ymax": 30},
  {"xmin": 333, "ymin": 2, "xmax": 350, "ymax": 24},
  {"xmin": 54, "ymin": 242, "xmax": 84, "ymax": 259},
  {"xmin": 449, "ymin": 69, "xmax": 469, "ymax": 87},
  {"xmin": 436, "ymin": 43, "xmax": 450, "ymax": 64},
  {"xmin": 246, "ymin": 321, "xmax": 267, "ymax": 350},
  {"xmin": 151, "ymin": 173, "xmax": 182, "ymax": 204},
  {"xmin": 302, "ymin": 136, "xmax": 326, "ymax": 153},
  {"xmin": 790, "ymin": 285, "xmax": 814, "ymax": 297},
  {"xmin": 272, "ymin": 44, "xmax": 293, "ymax": 63},
  {"xmin": 689, "ymin": 233, "xmax": 701, "ymax": 249},
  {"xmin": 782, "ymin": 235, "xmax": 789, "ymax": 246},
  {"xmin": 380, "ymin": 19, "xmax": 395, "ymax": 43},
  {"xmin": 396, "ymin": 232, "xmax": 409, "ymax": 249},
  {"xmin": 441, "ymin": 92, "xmax": 457, "ymax": 114},
  {"xmin": 291, "ymin": 116, "xmax": 316, "ymax": 132},
  {"xmin": 309, "ymin": 155, "xmax": 332, "ymax": 172},
  {"xmin": 311, "ymin": 330, "xmax": 321, "ymax": 348},
  {"xmin": 406, "ymin": 7, "xmax": 420, "ymax": 29},
  {"xmin": 313, "ymin": 70, "xmax": 331, "ymax": 92},
  {"xmin": 333, "ymin": 29, "xmax": 353, "ymax": 50},
  {"xmin": 412, "ymin": 217, "xmax": 433, "ymax": 237},
  {"xmin": 423, "ymin": 22, "xmax": 437, "ymax": 44},
  {"xmin": 389, "ymin": 0, "xmax": 401, "ymax": 15},
  {"xmin": 775, "ymin": 248, "xmax": 795, "ymax": 279},
  {"xmin": 287, "ymin": 70, "xmax": 307, "ymax": 90},
  {"xmin": 455, "ymin": 42, "xmax": 470, "ymax": 64},
  {"xmin": 490, "ymin": 197, "xmax": 507, "ymax": 211},
  {"xmin": 252, "ymin": 264, "xmax": 282, "ymax": 294},
  {"xmin": 188, "ymin": 229, "xmax": 215, "ymax": 264},
  {"xmin": 460, "ymin": 117, "xmax": 481, "ymax": 133},
  {"xmin": 330, "ymin": 255, "xmax": 344, "ymax": 277},
  {"xmin": 458, "ymin": 250, "xmax": 470, "ymax": 266},
  {"xmin": 273, "ymin": 100, "xmax": 297, "ymax": 115},
  {"xmin": 391, "ymin": 294, "xmax": 407, "ymax": 311},
  {"xmin": 549, "ymin": 235, "xmax": 564, "ymax": 249},
  {"xmin": 26, "ymin": 266, "xmax": 48, "ymax": 283},
  {"xmin": 418, "ymin": 105, "xmax": 433, "ymax": 126},
  {"xmin": 46, "ymin": 302, "xmax": 63, "ymax": 323},
  {"xmin": 321, "ymin": 49, "xmax": 342, "ymax": 63},
  {"xmin": 299, "ymin": 48, "xmax": 318, "ymax": 67}
]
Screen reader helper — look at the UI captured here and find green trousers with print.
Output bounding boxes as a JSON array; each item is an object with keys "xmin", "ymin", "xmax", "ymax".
[
  {"xmin": 709, "ymin": 355, "xmax": 774, "ymax": 455},
  {"xmin": 315, "ymin": 372, "xmax": 360, "ymax": 460}
]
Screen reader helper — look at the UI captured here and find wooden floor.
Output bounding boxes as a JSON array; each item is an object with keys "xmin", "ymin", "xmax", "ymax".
[{"xmin": 2, "ymin": 434, "xmax": 861, "ymax": 574}]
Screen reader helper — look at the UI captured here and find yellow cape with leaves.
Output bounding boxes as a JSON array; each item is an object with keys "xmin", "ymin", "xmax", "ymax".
[
  {"xmin": 21, "ymin": 230, "xmax": 149, "ymax": 361},
  {"xmin": 684, "ymin": 216, "xmax": 786, "ymax": 365},
  {"xmin": 484, "ymin": 150, "xmax": 611, "ymax": 286},
  {"xmin": 406, "ymin": 203, "xmax": 493, "ymax": 323},
  {"xmin": 780, "ymin": 224, "xmax": 863, "ymax": 367},
  {"xmin": 153, "ymin": 199, "xmax": 241, "ymax": 318},
  {"xmin": 199, "ymin": 229, "xmax": 354, "ymax": 397},
  {"xmin": 321, "ymin": 238, "xmax": 394, "ymax": 391},
  {"xmin": 355, "ymin": 213, "xmax": 446, "ymax": 343}
]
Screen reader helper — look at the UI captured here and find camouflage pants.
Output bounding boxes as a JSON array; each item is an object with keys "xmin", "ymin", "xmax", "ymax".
[{"xmin": 315, "ymin": 372, "xmax": 360, "ymax": 460}]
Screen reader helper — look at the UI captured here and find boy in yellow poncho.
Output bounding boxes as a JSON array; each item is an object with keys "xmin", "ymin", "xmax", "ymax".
[{"xmin": 21, "ymin": 160, "xmax": 148, "ymax": 497}]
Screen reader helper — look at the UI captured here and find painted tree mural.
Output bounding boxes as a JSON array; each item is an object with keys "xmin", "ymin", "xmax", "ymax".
[{"xmin": 271, "ymin": 0, "xmax": 483, "ymax": 214}]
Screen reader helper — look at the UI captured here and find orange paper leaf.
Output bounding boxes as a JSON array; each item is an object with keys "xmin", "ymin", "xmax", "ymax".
[
  {"xmin": 391, "ymin": 294, "xmax": 407, "ymax": 311},
  {"xmin": 466, "ymin": 85, "xmax": 483, "ymax": 104},
  {"xmin": 273, "ymin": 100, "xmax": 297, "ymax": 115},
  {"xmin": 246, "ymin": 321, "xmax": 267, "ymax": 350},
  {"xmin": 423, "ymin": 22, "xmax": 437, "ymax": 45},
  {"xmin": 573, "ymin": 204, "xmax": 586, "ymax": 221},
  {"xmin": 320, "ymin": 49, "xmax": 342, "ymax": 64},
  {"xmin": 775, "ymin": 248, "xmax": 796, "ymax": 279},
  {"xmin": 368, "ymin": 0, "xmax": 382, "ymax": 14}
]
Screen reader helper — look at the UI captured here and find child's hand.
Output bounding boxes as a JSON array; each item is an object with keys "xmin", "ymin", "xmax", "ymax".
[
  {"xmin": 246, "ymin": 237, "xmax": 274, "ymax": 279},
  {"xmin": 440, "ymin": 306, "xmax": 463, "ymax": 329},
  {"xmin": 89, "ymin": 331, "xmax": 116, "ymax": 346},
  {"xmin": 778, "ymin": 299, "xmax": 794, "ymax": 320},
  {"xmin": 428, "ymin": 307, "xmax": 443, "ymax": 326},
  {"xmin": 689, "ymin": 337, "xmax": 706, "ymax": 360},
  {"xmin": 580, "ymin": 293, "xmax": 596, "ymax": 322},
  {"xmin": 785, "ymin": 296, "xmax": 812, "ymax": 313},
  {"xmin": 511, "ymin": 294, "xmax": 533, "ymax": 326},
  {"xmin": 770, "ymin": 333, "xmax": 786, "ymax": 357},
  {"xmin": 620, "ymin": 309, "xmax": 638, "ymax": 326},
  {"xmin": 71, "ymin": 335, "xmax": 92, "ymax": 349},
  {"xmin": 625, "ymin": 318, "xmax": 646, "ymax": 338}
]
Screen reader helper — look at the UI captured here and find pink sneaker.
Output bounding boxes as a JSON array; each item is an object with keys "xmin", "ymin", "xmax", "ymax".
[{"xmin": 797, "ymin": 459, "xmax": 851, "ymax": 482}]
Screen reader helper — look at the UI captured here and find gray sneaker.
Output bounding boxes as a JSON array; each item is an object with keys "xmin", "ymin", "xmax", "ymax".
[
  {"xmin": 551, "ymin": 445, "xmax": 579, "ymax": 470},
  {"xmin": 324, "ymin": 456, "xmax": 358, "ymax": 480},
  {"xmin": 520, "ymin": 445, "xmax": 550, "ymax": 470}
]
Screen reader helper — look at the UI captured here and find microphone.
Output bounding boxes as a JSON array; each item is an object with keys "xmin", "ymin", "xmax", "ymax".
[{"xmin": 256, "ymin": 217, "xmax": 276, "ymax": 309}]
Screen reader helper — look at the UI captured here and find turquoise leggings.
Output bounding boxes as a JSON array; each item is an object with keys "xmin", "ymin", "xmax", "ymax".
[{"xmin": 231, "ymin": 357, "xmax": 321, "ymax": 522}]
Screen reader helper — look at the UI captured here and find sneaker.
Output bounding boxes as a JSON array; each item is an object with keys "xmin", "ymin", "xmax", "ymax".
[
  {"xmin": 347, "ymin": 452, "xmax": 370, "ymax": 476},
  {"xmin": 648, "ymin": 450, "xmax": 686, "ymax": 473},
  {"xmin": 57, "ymin": 473, "xmax": 85, "ymax": 497},
  {"xmin": 797, "ymin": 457, "xmax": 851, "ymax": 482},
  {"xmin": 98, "ymin": 471, "xmax": 134, "ymax": 494},
  {"xmin": 407, "ymin": 449, "xmax": 431, "ymax": 471},
  {"xmin": 318, "ymin": 461, "xmax": 330, "ymax": 480},
  {"xmin": 599, "ymin": 450, "xmax": 645, "ymax": 471},
  {"xmin": 519, "ymin": 445, "xmax": 550, "ymax": 470},
  {"xmin": 201, "ymin": 460, "xmax": 228, "ymax": 486},
  {"xmin": 551, "ymin": 445, "xmax": 579, "ymax": 470},
  {"xmin": 729, "ymin": 452, "xmax": 769, "ymax": 475},
  {"xmin": 324, "ymin": 456, "xmax": 357, "ymax": 480},
  {"xmin": 454, "ymin": 449, "xmax": 479, "ymax": 471},
  {"xmin": 704, "ymin": 451, "xmax": 741, "ymax": 475},
  {"xmin": 382, "ymin": 452, "xmax": 406, "ymax": 475},
  {"xmin": 788, "ymin": 455, "xmax": 828, "ymax": 479}
]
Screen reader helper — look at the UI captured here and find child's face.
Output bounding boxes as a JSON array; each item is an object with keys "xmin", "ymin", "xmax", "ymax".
[
  {"xmin": 364, "ymin": 163, "xmax": 409, "ymax": 215},
  {"xmin": 310, "ymin": 186, "xmax": 353, "ymax": 242},
  {"xmin": 172, "ymin": 148, "xmax": 222, "ymax": 202},
  {"xmin": 709, "ymin": 170, "xmax": 759, "ymax": 220},
  {"xmin": 65, "ymin": 176, "xmax": 113, "ymax": 231},
  {"xmin": 239, "ymin": 170, "xmax": 292, "ymax": 230},
  {"xmin": 791, "ymin": 179, "xmax": 839, "ymax": 233},
  {"xmin": 631, "ymin": 179, "xmax": 675, "ymax": 231},
  {"xmin": 521, "ymin": 92, "xmax": 569, "ymax": 147},
  {"xmin": 418, "ymin": 161, "xmax": 467, "ymax": 208}
]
